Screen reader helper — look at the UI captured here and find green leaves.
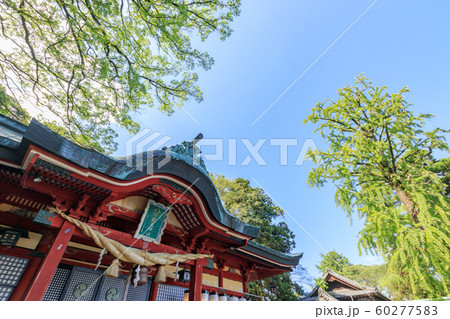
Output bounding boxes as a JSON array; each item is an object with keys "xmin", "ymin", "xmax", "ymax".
[
  {"xmin": 211, "ymin": 174, "xmax": 302, "ymax": 300},
  {"xmin": 211, "ymin": 174, "xmax": 295, "ymax": 252},
  {"xmin": 0, "ymin": 0, "xmax": 241, "ymax": 152},
  {"xmin": 304, "ymin": 75, "xmax": 450, "ymax": 299},
  {"xmin": 316, "ymin": 250, "xmax": 351, "ymax": 275}
]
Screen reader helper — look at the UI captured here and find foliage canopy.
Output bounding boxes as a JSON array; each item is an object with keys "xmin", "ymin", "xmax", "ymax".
[
  {"xmin": 316, "ymin": 249, "xmax": 350, "ymax": 275},
  {"xmin": 211, "ymin": 174, "xmax": 303, "ymax": 300},
  {"xmin": 0, "ymin": 0, "xmax": 241, "ymax": 152},
  {"xmin": 304, "ymin": 75, "xmax": 450, "ymax": 299}
]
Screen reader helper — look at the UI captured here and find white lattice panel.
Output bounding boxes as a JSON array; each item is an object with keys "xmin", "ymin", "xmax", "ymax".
[
  {"xmin": 0, "ymin": 255, "xmax": 29, "ymax": 287},
  {"xmin": 42, "ymin": 267, "xmax": 72, "ymax": 301},
  {"xmin": 156, "ymin": 283, "xmax": 185, "ymax": 301},
  {"xmin": 0, "ymin": 285, "xmax": 14, "ymax": 301},
  {"xmin": 97, "ymin": 276, "xmax": 127, "ymax": 301},
  {"xmin": 126, "ymin": 279, "xmax": 152, "ymax": 301},
  {"xmin": 61, "ymin": 269, "xmax": 101, "ymax": 301}
]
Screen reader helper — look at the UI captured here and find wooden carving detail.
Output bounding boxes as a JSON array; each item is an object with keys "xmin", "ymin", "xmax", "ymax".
[
  {"xmin": 165, "ymin": 224, "xmax": 188, "ymax": 238},
  {"xmin": 90, "ymin": 203, "xmax": 142, "ymax": 223},
  {"xmin": 151, "ymin": 184, "xmax": 193, "ymax": 206},
  {"xmin": 106, "ymin": 203, "xmax": 135, "ymax": 215}
]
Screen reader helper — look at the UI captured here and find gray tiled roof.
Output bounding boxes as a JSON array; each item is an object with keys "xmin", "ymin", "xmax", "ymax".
[
  {"xmin": 304, "ymin": 268, "xmax": 390, "ymax": 301},
  {"xmin": 324, "ymin": 268, "xmax": 366, "ymax": 289}
]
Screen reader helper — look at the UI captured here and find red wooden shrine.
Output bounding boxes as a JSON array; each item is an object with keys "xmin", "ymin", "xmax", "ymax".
[{"xmin": 0, "ymin": 115, "xmax": 301, "ymax": 301}]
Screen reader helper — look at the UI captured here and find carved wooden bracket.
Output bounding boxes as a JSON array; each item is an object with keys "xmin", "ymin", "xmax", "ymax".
[
  {"xmin": 88, "ymin": 192, "xmax": 120, "ymax": 223},
  {"xmin": 198, "ymin": 238, "xmax": 210, "ymax": 253},
  {"xmin": 73, "ymin": 194, "xmax": 90, "ymax": 214},
  {"xmin": 53, "ymin": 197, "xmax": 72, "ymax": 212},
  {"xmin": 215, "ymin": 257, "xmax": 226, "ymax": 270},
  {"xmin": 240, "ymin": 264, "xmax": 251, "ymax": 282}
]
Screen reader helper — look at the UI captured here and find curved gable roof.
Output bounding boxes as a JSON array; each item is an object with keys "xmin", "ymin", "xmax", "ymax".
[
  {"xmin": 0, "ymin": 115, "xmax": 303, "ymax": 267},
  {"xmin": 11, "ymin": 118, "xmax": 258, "ymax": 238}
]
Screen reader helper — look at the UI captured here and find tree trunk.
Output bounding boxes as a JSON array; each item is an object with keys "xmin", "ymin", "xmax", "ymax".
[{"xmin": 395, "ymin": 187, "xmax": 420, "ymax": 225}]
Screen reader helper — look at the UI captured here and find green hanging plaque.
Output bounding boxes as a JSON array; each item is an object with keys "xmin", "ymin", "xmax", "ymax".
[{"xmin": 134, "ymin": 199, "xmax": 170, "ymax": 244}]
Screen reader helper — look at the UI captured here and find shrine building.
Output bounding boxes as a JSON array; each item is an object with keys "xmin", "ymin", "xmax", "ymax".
[
  {"xmin": 0, "ymin": 115, "xmax": 302, "ymax": 301},
  {"xmin": 302, "ymin": 269, "xmax": 390, "ymax": 301}
]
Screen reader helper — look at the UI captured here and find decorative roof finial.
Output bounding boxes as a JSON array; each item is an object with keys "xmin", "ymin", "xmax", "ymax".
[
  {"xmin": 192, "ymin": 133, "xmax": 203, "ymax": 145},
  {"xmin": 162, "ymin": 133, "xmax": 207, "ymax": 173}
]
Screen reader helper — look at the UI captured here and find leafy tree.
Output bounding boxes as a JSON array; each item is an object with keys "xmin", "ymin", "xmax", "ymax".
[
  {"xmin": 345, "ymin": 263, "xmax": 388, "ymax": 290},
  {"xmin": 304, "ymin": 75, "xmax": 450, "ymax": 299},
  {"xmin": 211, "ymin": 174, "xmax": 304, "ymax": 300},
  {"xmin": 248, "ymin": 272, "xmax": 304, "ymax": 301},
  {"xmin": 0, "ymin": 0, "xmax": 241, "ymax": 152},
  {"xmin": 428, "ymin": 157, "xmax": 450, "ymax": 196},
  {"xmin": 212, "ymin": 175, "xmax": 295, "ymax": 253},
  {"xmin": 292, "ymin": 264, "xmax": 315, "ymax": 290},
  {"xmin": 0, "ymin": 84, "xmax": 30, "ymax": 123},
  {"xmin": 316, "ymin": 250, "xmax": 351, "ymax": 275}
]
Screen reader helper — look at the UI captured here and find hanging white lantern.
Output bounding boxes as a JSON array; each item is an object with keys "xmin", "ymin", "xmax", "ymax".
[
  {"xmin": 201, "ymin": 290, "xmax": 209, "ymax": 301},
  {"xmin": 228, "ymin": 295, "xmax": 238, "ymax": 301},
  {"xmin": 238, "ymin": 296, "xmax": 247, "ymax": 301},
  {"xmin": 183, "ymin": 290, "xmax": 189, "ymax": 301},
  {"xmin": 218, "ymin": 293, "xmax": 227, "ymax": 301},
  {"xmin": 209, "ymin": 292, "xmax": 218, "ymax": 301}
]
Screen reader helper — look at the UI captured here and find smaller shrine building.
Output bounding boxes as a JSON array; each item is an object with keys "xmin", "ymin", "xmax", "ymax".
[{"xmin": 303, "ymin": 269, "xmax": 390, "ymax": 301}]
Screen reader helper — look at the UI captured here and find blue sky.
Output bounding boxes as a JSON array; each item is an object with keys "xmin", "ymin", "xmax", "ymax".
[{"xmin": 112, "ymin": 0, "xmax": 450, "ymax": 289}]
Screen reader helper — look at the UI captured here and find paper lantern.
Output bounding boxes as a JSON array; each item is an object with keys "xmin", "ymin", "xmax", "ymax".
[
  {"xmin": 201, "ymin": 290, "xmax": 209, "ymax": 301},
  {"xmin": 218, "ymin": 293, "xmax": 227, "ymax": 301},
  {"xmin": 209, "ymin": 292, "xmax": 218, "ymax": 301}
]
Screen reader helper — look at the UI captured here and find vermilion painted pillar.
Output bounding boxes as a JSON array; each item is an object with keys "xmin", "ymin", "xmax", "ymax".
[
  {"xmin": 189, "ymin": 259, "xmax": 203, "ymax": 301},
  {"xmin": 23, "ymin": 220, "xmax": 74, "ymax": 301},
  {"xmin": 219, "ymin": 269, "xmax": 224, "ymax": 288},
  {"xmin": 9, "ymin": 232, "xmax": 54, "ymax": 301},
  {"xmin": 149, "ymin": 282, "xmax": 159, "ymax": 301}
]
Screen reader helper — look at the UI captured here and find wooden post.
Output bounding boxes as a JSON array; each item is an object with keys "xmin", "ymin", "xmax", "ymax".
[
  {"xmin": 8, "ymin": 232, "xmax": 54, "ymax": 301},
  {"xmin": 149, "ymin": 282, "xmax": 159, "ymax": 301},
  {"xmin": 242, "ymin": 269, "xmax": 249, "ymax": 294},
  {"xmin": 219, "ymin": 269, "xmax": 224, "ymax": 288},
  {"xmin": 23, "ymin": 220, "xmax": 74, "ymax": 301},
  {"xmin": 189, "ymin": 259, "xmax": 203, "ymax": 301}
]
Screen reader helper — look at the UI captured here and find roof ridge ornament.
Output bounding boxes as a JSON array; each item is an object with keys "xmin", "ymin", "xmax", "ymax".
[{"xmin": 162, "ymin": 133, "xmax": 207, "ymax": 173}]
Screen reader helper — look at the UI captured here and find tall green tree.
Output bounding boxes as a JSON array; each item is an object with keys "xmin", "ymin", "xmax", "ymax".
[
  {"xmin": 316, "ymin": 250, "xmax": 350, "ymax": 275},
  {"xmin": 304, "ymin": 75, "xmax": 450, "ymax": 299},
  {"xmin": 212, "ymin": 175, "xmax": 295, "ymax": 253},
  {"xmin": 211, "ymin": 174, "xmax": 304, "ymax": 300},
  {"xmin": 0, "ymin": 0, "xmax": 241, "ymax": 152}
]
